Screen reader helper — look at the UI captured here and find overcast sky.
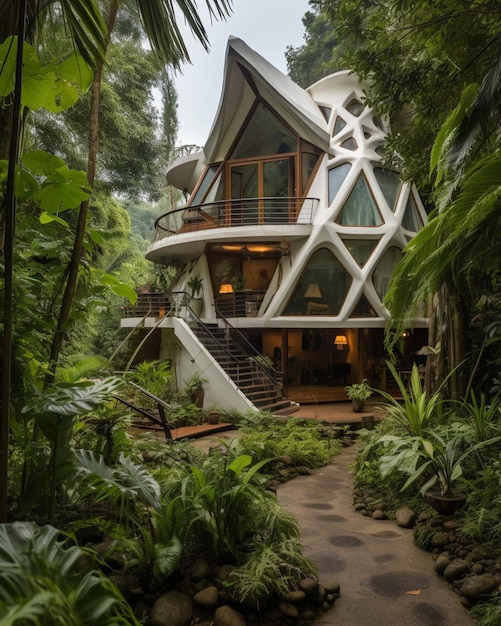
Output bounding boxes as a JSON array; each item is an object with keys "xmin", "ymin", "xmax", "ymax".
[{"xmin": 173, "ymin": 0, "xmax": 311, "ymax": 146}]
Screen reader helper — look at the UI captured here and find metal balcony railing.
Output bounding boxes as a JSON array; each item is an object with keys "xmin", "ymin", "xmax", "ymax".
[
  {"xmin": 153, "ymin": 196, "xmax": 318, "ymax": 241},
  {"xmin": 121, "ymin": 291, "xmax": 187, "ymax": 318}
]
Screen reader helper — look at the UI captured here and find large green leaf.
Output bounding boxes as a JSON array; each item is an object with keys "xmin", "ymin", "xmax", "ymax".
[
  {"xmin": 0, "ymin": 523, "xmax": 139, "ymax": 625},
  {"xmin": 0, "ymin": 37, "xmax": 94, "ymax": 112}
]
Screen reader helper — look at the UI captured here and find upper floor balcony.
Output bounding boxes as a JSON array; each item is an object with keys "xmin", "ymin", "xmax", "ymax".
[{"xmin": 152, "ymin": 196, "xmax": 318, "ymax": 242}]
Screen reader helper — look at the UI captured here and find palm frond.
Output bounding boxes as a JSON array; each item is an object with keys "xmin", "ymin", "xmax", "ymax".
[
  {"xmin": 57, "ymin": 0, "xmax": 109, "ymax": 67},
  {"xmin": 136, "ymin": 0, "xmax": 233, "ymax": 67}
]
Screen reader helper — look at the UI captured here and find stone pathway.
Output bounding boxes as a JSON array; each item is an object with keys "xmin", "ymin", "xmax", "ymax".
[{"xmin": 277, "ymin": 445, "xmax": 475, "ymax": 626}]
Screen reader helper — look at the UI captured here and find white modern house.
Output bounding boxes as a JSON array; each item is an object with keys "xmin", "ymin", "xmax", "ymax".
[{"xmin": 122, "ymin": 37, "xmax": 428, "ymax": 413}]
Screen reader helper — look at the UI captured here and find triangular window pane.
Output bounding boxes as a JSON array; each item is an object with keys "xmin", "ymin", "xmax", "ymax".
[
  {"xmin": 302, "ymin": 152, "xmax": 321, "ymax": 193},
  {"xmin": 341, "ymin": 137, "xmax": 358, "ymax": 151},
  {"xmin": 333, "ymin": 116, "xmax": 347, "ymax": 135},
  {"xmin": 231, "ymin": 103, "xmax": 296, "ymax": 159},
  {"xmin": 374, "ymin": 167, "xmax": 402, "ymax": 212},
  {"xmin": 342, "ymin": 239, "xmax": 378, "ymax": 267},
  {"xmin": 350, "ymin": 295, "xmax": 378, "ymax": 318},
  {"xmin": 346, "ymin": 99, "xmax": 364, "ymax": 117},
  {"xmin": 372, "ymin": 246, "xmax": 402, "ymax": 300},
  {"xmin": 402, "ymin": 193, "xmax": 424, "ymax": 232},
  {"xmin": 319, "ymin": 106, "xmax": 332, "ymax": 122},
  {"xmin": 336, "ymin": 174, "xmax": 383, "ymax": 226},
  {"xmin": 283, "ymin": 248, "xmax": 352, "ymax": 316},
  {"xmin": 328, "ymin": 163, "xmax": 351, "ymax": 205}
]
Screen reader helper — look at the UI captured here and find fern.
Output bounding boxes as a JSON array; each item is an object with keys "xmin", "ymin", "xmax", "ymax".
[
  {"xmin": 228, "ymin": 540, "xmax": 317, "ymax": 602},
  {"xmin": 153, "ymin": 536, "xmax": 183, "ymax": 580}
]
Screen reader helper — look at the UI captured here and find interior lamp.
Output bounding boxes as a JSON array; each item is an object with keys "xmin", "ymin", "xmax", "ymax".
[
  {"xmin": 304, "ymin": 283, "xmax": 322, "ymax": 299},
  {"xmin": 219, "ymin": 283, "xmax": 234, "ymax": 294},
  {"xmin": 334, "ymin": 335, "xmax": 348, "ymax": 350}
]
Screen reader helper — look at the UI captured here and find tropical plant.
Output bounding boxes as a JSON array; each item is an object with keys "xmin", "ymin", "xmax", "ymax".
[
  {"xmin": 126, "ymin": 359, "xmax": 173, "ymax": 408},
  {"xmin": 0, "ymin": 522, "xmax": 139, "ymax": 625},
  {"xmin": 20, "ymin": 377, "xmax": 125, "ymax": 524},
  {"xmin": 345, "ymin": 379, "xmax": 372, "ymax": 402},
  {"xmin": 459, "ymin": 391, "xmax": 501, "ymax": 443},
  {"xmin": 74, "ymin": 449, "xmax": 161, "ymax": 525},
  {"xmin": 183, "ymin": 371, "xmax": 208, "ymax": 392},
  {"xmin": 187, "ymin": 275, "xmax": 203, "ymax": 298},
  {"xmin": 73, "ymin": 449, "xmax": 185, "ymax": 583},
  {"xmin": 172, "ymin": 450, "xmax": 271, "ymax": 562},
  {"xmin": 376, "ymin": 361, "xmax": 446, "ymax": 437},
  {"xmin": 383, "ymin": 427, "xmax": 501, "ymax": 497},
  {"xmin": 236, "ymin": 418, "xmax": 336, "ymax": 471},
  {"xmin": 228, "ymin": 537, "xmax": 316, "ymax": 603}
]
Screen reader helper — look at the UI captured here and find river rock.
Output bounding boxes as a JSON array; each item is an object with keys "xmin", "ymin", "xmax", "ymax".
[
  {"xmin": 298, "ymin": 577, "xmax": 319, "ymax": 595},
  {"xmin": 214, "ymin": 605, "xmax": 247, "ymax": 626},
  {"xmin": 443, "ymin": 559, "xmax": 470, "ymax": 581},
  {"xmin": 193, "ymin": 586, "xmax": 219, "ymax": 609},
  {"xmin": 460, "ymin": 574, "xmax": 497, "ymax": 600},
  {"xmin": 431, "ymin": 532, "xmax": 449, "ymax": 548},
  {"xmin": 150, "ymin": 591, "xmax": 193, "ymax": 626},
  {"xmin": 395, "ymin": 507, "xmax": 416, "ymax": 528},
  {"xmin": 278, "ymin": 601, "xmax": 299, "ymax": 618},
  {"xmin": 434, "ymin": 555, "xmax": 450, "ymax": 575}
]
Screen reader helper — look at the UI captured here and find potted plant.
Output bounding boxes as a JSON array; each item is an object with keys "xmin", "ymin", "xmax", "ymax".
[
  {"xmin": 187, "ymin": 275, "xmax": 204, "ymax": 316},
  {"xmin": 184, "ymin": 372, "xmax": 208, "ymax": 409},
  {"xmin": 206, "ymin": 406, "xmax": 221, "ymax": 425},
  {"xmin": 396, "ymin": 429, "xmax": 501, "ymax": 515},
  {"xmin": 345, "ymin": 379, "xmax": 372, "ymax": 412}
]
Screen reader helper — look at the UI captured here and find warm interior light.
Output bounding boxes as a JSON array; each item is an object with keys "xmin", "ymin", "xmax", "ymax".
[
  {"xmin": 334, "ymin": 335, "xmax": 348, "ymax": 350},
  {"xmin": 304, "ymin": 283, "xmax": 322, "ymax": 299},
  {"xmin": 219, "ymin": 283, "xmax": 234, "ymax": 294}
]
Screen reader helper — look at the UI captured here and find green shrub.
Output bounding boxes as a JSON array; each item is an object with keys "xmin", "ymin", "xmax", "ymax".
[
  {"xmin": 0, "ymin": 522, "xmax": 139, "ymax": 625},
  {"xmin": 237, "ymin": 418, "xmax": 338, "ymax": 470}
]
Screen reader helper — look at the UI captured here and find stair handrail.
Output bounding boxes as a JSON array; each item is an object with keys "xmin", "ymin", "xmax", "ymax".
[
  {"xmin": 184, "ymin": 306, "xmax": 250, "ymax": 384},
  {"xmin": 214, "ymin": 305, "xmax": 283, "ymax": 391}
]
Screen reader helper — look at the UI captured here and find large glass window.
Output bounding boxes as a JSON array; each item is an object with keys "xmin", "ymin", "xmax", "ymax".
[
  {"xmin": 402, "ymin": 193, "xmax": 424, "ymax": 232},
  {"xmin": 191, "ymin": 164, "xmax": 220, "ymax": 205},
  {"xmin": 336, "ymin": 173, "xmax": 383, "ymax": 226},
  {"xmin": 230, "ymin": 103, "xmax": 296, "ymax": 159},
  {"xmin": 283, "ymin": 248, "xmax": 352, "ymax": 316},
  {"xmin": 342, "ymin": 239, "xmax": 378, "ymax": 267},
  {"xmin": 328, "ymin": 163, "xmax": 351, "ymax": 205},
  {"xmin": 372, "ymin": 246, "xmax": 402, "ymax": 300},
  {"xmin": 374, "ymin": 167, "xmax": 402, "ymax": 212}
]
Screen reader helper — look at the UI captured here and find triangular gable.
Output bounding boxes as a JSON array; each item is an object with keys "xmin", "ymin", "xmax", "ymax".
[{"xmin": 204, "ymin": 37, "xmax": 330, "ymax": 162}]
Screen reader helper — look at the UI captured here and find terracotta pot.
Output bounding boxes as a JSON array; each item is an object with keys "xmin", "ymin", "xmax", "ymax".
[
  {"xmin": 190, "ymin": 388, "xmax": 204, "ymax": 409},
  {"xmin": 352, "ymin": 399, "xmax": 365, "ymax": 413},
  {"xmin": 424, "ymin": 490, "xmax": 467, "ymax": 516},
  {"xmin": 207, "ymin": 411, "xmax": 220, "ymax": 425}
]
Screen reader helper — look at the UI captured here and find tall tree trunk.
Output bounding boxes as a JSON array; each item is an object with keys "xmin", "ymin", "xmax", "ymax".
[
  {"xmin": 46, "ymin": 2, "xmax": 118, "ymax": 382},
  {"xmin": 427, "ymin": 284, "xmax": 467, "ymax": 399}
]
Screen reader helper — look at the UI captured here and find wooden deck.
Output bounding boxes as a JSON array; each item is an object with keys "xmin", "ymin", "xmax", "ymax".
[{"xmin": 134, "ymin": 399, "xmax": 385, "ymax": 443}]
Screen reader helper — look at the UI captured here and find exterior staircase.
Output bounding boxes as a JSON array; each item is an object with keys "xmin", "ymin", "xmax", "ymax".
[{"xmin": 187, "ymin": 314, "xmax": 299, "ymax": 416}]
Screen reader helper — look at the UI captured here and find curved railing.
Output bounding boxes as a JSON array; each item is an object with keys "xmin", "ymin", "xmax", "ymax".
[{"xmin": 153, "ymin": 196, "xmax": 318, "ymax": 241}]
